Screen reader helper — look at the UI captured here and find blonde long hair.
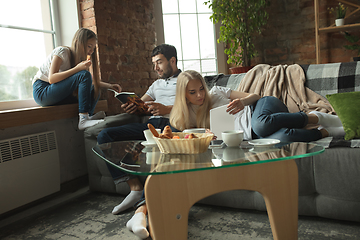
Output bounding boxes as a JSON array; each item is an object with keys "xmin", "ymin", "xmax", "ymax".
[
  {"xmin": 170, "ymin": 70, "xmax": 212, "ymax": 131},
  {"xmin": 70, "ymin": 28, "xmax": 100, "ymax": 98}
]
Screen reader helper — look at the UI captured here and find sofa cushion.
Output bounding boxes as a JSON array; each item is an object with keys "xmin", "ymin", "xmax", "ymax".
[{"xmin": 326, "ymin": 91, "xmax": 360, "ymax": 140}]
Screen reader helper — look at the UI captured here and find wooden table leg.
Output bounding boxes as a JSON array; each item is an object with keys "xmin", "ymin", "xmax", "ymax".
[{"xmin": 145, "ymin": 159, "xmax": 298, "ymax": 240}]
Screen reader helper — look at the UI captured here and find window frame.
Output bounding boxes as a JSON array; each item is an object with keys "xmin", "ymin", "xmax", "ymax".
[{"xmin": 154, "ymin": 0, "xmax": 227, "ymax": 75}]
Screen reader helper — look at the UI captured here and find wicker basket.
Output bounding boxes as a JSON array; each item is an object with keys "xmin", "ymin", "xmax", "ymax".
[{"xmin": 153, "ymin": 132, "xmax": 213, "ymax": 154}]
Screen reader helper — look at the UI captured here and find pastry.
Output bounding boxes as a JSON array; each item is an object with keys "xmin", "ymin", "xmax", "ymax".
[
  {"xmin": 159, "ymin": 125, "xmax": 173, "ymax": 139},
  {"xmin": 188, "ymin": 133, "xmax": 197, "ymax": 139},
  {"xmin": 147, "ymin": 123, "xmax": 160, "ymax": 137},
  {"xmin": 185, "ymin": 133, "xmax": 198, "ymax": 139}
]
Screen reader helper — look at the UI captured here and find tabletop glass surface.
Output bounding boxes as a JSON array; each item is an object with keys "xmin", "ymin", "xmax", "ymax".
[{"xmin": 92, "ymin": 141, "xmax": 324, "ymax": 176}]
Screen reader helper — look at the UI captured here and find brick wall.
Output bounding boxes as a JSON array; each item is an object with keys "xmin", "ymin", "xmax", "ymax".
[
  {"xmin": 79, "ymin": 0, "xmax": 156, "ymax": 115},
  {"xmin": 78, "ymin": 0, "xmax": 360, "ymax": 115},
  {"xmin": 253, "ymin": 0, "xmax": 360, "ymax": 66}
]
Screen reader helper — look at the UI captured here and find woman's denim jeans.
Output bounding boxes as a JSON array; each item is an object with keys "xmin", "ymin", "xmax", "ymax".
[
  {"xmin": 251, "ymin": 96, "xmax": 322, "ymax": 142},
  {"xmin": 33, "ymin": 70, "xmax": 98, "ymax": 115}
]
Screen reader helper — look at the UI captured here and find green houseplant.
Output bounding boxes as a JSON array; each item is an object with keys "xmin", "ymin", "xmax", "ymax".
[
  {"xmin": 328, "ymin": 2, "xmax": 347, "ymax": 19},
  {"xmin": 344, "ymin": 32, "xmax": 360, "ymax": 61},
  {"xmin": 205, "ymin": 0, "xmax": 270, "ymax": 72},
  {"xmin": 328, "ymin": 2, "xmax": 347, "ymax": 26}
]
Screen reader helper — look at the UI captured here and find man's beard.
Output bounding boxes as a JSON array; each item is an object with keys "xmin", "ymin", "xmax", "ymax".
[{"xmin": 159, "ymin": 62, "xmax": 173, "ymax": 79}]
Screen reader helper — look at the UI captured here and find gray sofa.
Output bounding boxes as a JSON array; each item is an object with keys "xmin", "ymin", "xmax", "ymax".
[{"xmin": 84, "ymin": 61, "xmax": 360, "ymax": 222}]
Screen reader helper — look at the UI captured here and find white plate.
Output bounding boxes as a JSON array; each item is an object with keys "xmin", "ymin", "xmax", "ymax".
[
  {"xmin": 248, "ymin": 139, "xmax": 280, "ymax": 147},
  {"xmin": 141, "ymin": 141, "xmax": 157, "ymax": 147}
]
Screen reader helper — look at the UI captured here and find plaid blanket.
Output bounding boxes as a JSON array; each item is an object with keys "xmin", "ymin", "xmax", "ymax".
[
  {"xmin": 301, "ymin": 61, "xmax": 360, "ymax": 98},
  {"xmin": 204, "ymin": 61, "xmax": 360, "ymax": 148}
]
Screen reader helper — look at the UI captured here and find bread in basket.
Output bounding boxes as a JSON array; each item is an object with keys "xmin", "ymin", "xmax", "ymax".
[
  {"xmin": 154, "ymin": 132, "xmax": 213, "ymax": 154},
  {"xmin": 147, "ymin": 124, "xmax": 213, "ymax": 154}
]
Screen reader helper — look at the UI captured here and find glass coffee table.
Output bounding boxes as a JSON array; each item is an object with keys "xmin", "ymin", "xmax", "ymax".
[{"xmin": 93, "ymin": 141, "xmax": 324, "ymax": 240}]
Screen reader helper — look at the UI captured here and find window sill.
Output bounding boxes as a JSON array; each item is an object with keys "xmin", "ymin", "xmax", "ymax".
[{"xmin": 0, "ymin": 100, "xmax": 108, "ymax": 129}]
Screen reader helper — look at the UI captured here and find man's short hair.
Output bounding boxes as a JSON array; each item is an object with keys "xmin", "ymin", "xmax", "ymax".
[{"xmin": 151, "ymin": 44, "xmax": 177, "ymax": 64}]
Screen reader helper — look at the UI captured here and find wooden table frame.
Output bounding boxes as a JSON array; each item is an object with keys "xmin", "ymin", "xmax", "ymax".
[{"xmin": 145, "ymin": 159, "xmax": 299, "ymax": 240}]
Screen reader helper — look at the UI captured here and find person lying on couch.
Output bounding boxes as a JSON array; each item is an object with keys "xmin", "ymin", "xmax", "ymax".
[{"xmin": 171, "ymin": 70, "xmax": 346, "ymax": 141}]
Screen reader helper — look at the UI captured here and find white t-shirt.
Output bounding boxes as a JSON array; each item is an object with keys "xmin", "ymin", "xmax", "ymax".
[
  {"xmin": 145, "ymin": 74, "xmax": 178, "ymax": 119},
  {"xmin": 32, "ymin": 46, "xmax": 71, "ymax": 84},
  {"xmin": 189, "ymin": 86, "xmax": 253, "ymax": 140}
]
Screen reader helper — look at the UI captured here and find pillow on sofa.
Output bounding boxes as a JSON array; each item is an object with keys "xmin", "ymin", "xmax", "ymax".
[{"xmin": 326, "ymin": 91, "xmax": 360, "ymax": 140}]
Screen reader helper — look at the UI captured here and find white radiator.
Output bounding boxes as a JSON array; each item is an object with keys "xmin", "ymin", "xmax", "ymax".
[{"xmin": 0, "ymin": 131, "xmax": 60, "ymax": 215}]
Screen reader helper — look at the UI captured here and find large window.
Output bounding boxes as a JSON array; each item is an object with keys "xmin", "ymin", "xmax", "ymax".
[
  {"xmin": 0, "ymin": 0, "xmax": 55, "ymax": 105},
  {"xmin": 161, "ymin": 0, "xmax": 218, "ymax": 76}
]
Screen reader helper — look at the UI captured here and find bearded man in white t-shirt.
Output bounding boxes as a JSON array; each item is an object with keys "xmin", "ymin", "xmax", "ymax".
[
  {"xmin": 97, "ymin": 43, "xmax": 180, "ymax": 144},
  {"xmin": 96, "ymin": 44, "xmax": 181, "ymax": 220}
]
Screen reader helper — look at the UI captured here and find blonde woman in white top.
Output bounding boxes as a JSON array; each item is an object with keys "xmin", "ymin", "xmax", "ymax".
[{"xmin": 170, "ymin": 70, "xmax": 344, "ymax": 141}]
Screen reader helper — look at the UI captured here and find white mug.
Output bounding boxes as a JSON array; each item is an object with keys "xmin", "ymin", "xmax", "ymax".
[
  {"xmin": 143, "ymin": 129, "xmax": 161, "ymax": 144},
  {"xmin": 222, "ymin": 130, "xmax": 244, "ymax": 147},
  {"xmin": 183, "ymin": 128, "xmax": 206, "ymax": 133}
]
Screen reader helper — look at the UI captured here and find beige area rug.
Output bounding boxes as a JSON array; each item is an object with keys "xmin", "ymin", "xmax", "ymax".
[{"xmin": 1, "ymin": 190, "xmax": 360, "ymax": 240}]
